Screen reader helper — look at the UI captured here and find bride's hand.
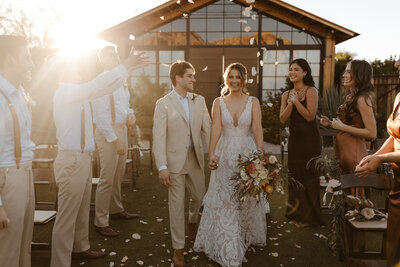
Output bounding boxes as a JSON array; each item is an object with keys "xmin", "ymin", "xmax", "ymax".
[{"xmin": 208, "ymin": 155, "xmax": 219, "ymax": 170}]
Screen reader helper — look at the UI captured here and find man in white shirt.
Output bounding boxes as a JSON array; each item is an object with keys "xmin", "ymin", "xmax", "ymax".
[
  {"xmin": 0, "ymin": 35, "xmax": 35, "ymax": 267},
  {"xmin": 91, "ymin": 46, "xmax": 139, "ymax": 237},
  {"xmin": 51, "ymin": 49, "xmax": 149, "ymax": 267}
]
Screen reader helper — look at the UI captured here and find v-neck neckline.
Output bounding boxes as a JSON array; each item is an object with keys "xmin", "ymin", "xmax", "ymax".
[{"xmin": 221, "ymin": 96, "xmax": 251, "ymax": 127}]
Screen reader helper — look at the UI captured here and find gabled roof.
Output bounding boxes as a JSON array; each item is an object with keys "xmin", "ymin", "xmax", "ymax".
[{"xmin": 97, "ymin": 0, "xmax": 358, "ymax": 45}]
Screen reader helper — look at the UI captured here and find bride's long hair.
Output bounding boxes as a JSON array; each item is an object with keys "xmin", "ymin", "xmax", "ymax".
[{"xmin": 220, "ymin": 63, "xmax": 249, "ymax": 96}]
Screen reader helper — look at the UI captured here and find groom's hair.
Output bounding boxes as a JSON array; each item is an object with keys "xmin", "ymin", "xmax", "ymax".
[{"xmin": 169, "ymin": 61, "xmax": 195, "ymax": 86}]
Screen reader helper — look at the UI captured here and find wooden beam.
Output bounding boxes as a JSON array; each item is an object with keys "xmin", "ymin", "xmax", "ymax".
[{"xmin": 322, "ymin": 33, "xmax": 335, "ymax": 97}]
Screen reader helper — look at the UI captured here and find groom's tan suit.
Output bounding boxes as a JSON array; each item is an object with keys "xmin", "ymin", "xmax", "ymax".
[{"xmin": 153, "ymin": 91, "xmax": 211, "ymax": 249}]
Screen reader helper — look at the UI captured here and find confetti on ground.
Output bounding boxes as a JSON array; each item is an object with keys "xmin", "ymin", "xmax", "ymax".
[
  {"xmin": 140, "ymin": 220, "xmax": 148, "ymax": 225},
  {"xmin": 109, "ymin": 262, "xmax": 114, "ymax": 267},
  {"xmin": 242, "ymin": 256, "xmax": 248, "ymax": 263},
  {"xmin": 132, "ymin": 233, "xmax": 141, "ymax": 240},
  {"xmin": 267, "ymin": 103, "xmax": 273, "ymax": 107},
  {"xmin": 101, "ymin": 249, "xmax": 106, "ymax": 252},
  {"xmin": 291, "ymin": 258, "xmax": 295, "ymax": 261},
  {"xmin": 121, "ymin": 256, "xmax": 128, "ymax": 263},
  {"xmin": 269, "ymin": 237, "xmax": 278, "ymax": 240},
  {"xmin": 109, "ymin": 252, "xmax": 117, "ymax": 256},
  {"xmin": 156, "ymin": 218, "xmax": 164, "ymax": 222},
  {"xmin": 269, "ymin": 252, "xmax": 279, "ymax": 257},
  {"xmin": 161, "ymin": 244, "xmax": 166, "ymax": 247},
  {"xmin": 192, "ymin": 255, "xmax": 199, "ymax": 260},
  {"xmin": 286, "ymin": 230, "xmax": 291, "ymax": 233},
  {"xmin": 125, "ymin": 239, "xmax": 131, "ymax": 243},
  {"xmin": 278, "ymin": 233, "xmax": 283, "ymax": 236},
  {"xmin": 79, "ymin": 262, "xmax": 85, "ymax": 265},
  {"xmin": 136, "ymin": 260, "xmax": 144, "ymax": 265},
  {"xmin": 295, "ymin": 244, "xmax": 301, "ymax": 248},
  {"xmin": 273, "ymin": 243, "xmax": 279, "ymax": 246},
  {"xmin": 148, "ymin": 253, "xmax": 153, "ymax": 256}
]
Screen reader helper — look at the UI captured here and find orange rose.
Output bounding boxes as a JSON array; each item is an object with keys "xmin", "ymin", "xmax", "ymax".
[{"xmin": 264, "ymin": 185, "xmax": 273, "ymax": 193}]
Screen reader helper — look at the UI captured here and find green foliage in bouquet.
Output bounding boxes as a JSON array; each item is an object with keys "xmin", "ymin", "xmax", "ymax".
[
  {"xmin": 261, "ymin": 91, "xmax": 284, "ymax": 145},
  {"xmin": 230, "ymin": 152, "xmax": 284, "ymax": 207}
]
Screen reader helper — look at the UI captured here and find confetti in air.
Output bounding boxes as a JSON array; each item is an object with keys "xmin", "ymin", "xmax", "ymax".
[
  {"xmin": 242, "ymin": 6, "xmax": 252, "ymax": 17},
  {"xmin": 160, "ymin": 16, "xmax": 164, "ymax": 20},
  {"xmin": 238, "ymin": 19, "xmax": 247, "ymax": 24},
  {"xmin": 248, "ymin": 78, "xmax": 254, "ymax": 84},
  {"xmin": 202, "ymin": 66, "xmax": 208, "ymax": 71},
  {"xmin": 246, "ymin": 0, "xmax": 255, "ymax": 3},
  {"xmin": 183, "ymin": 13, "xmax": 189, "ymax": 17},
  {"xmin": 260, "ymin": 60, "xmax": 264, "ymax": 66},
  {"xmin": 252, "ymin": 14, "xmax": 257, "ymax": 20},
  {"xmin": 244, "ymin": 26, "xmax": 251, "ymax": 32},
  {"xmin": 250, "ymin": 37, "xmax": 255, "ymax": 45},
  {"xmin": 275, "ymin": 61, "xmax": 279, "ymax": 65},
  {"xmin": 176, "ymin": 0, "xmax": 181, "ymax": 4},
  {"xmin": 188, "ymin": 0, "xmax": 194, "ymax": 3},
  {"xmin": 257, "ymin": 51, "xmax": 260, "ymax": 57},
  {"xmin": 251, "ymin": 67, "xmax": 257, "ymax": 76},
  {"xmin": 129, "ymin": 34, "xmax": 135, "ymax": 40}
]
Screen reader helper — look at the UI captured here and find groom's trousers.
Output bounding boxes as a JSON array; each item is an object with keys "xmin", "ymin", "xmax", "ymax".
[{"xmin": 168, "ymin": 147, "xmax": 205, "ymax": 249}]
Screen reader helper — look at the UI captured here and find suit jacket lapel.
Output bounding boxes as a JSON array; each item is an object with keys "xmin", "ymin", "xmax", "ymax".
[
  {"xmin": 169, "ymin": 91, "xmax": 189, "ymax": 125},
  {"xmin": 188, "ymin": 93, "xmax": 195, "ymax": 130}
]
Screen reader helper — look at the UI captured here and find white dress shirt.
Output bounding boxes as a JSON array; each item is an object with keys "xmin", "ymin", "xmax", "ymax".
[
  {"xmin": 159, "ymin": 90, "xmax": 192, "ymax": 171},
  {"xmin": 91, "ymin": 81, "xmax": 133, "ymax": 143},
  {"xmin": 0, "ymin": 74, "xmax": 35, "ymax": 167},
  {"xmin": 53, "ymin": 64, "xmax": 127, "ymax": 152}
]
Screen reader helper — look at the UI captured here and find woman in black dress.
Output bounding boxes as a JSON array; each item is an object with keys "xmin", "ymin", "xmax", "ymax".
[{"xmin": 279, "ymin": 58, "xmax": 323, "ymax": 227}]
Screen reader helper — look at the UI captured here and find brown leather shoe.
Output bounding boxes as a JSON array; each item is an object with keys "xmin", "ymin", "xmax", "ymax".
[
  {"xmin": 172, "ymin": 249, "xmax": 185, "ymax": 266},
  {"xmin": 71, "ymin": 249, "xmax": 106, "ymax": 260},
  {"xmin": 95, "ymin": 226, "xmax": 119, "ymax": 237},
  {"xmin": 110, "ymin": 211, "xmax": 140, "ymax": 220},
  {"xmin": 188, "ymin": 223, "xmax": 198, "ymax": 239}
]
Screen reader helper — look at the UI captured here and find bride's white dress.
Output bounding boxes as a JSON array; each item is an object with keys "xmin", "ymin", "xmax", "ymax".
[{"xmin": 194, "ymin": 96, "xmax": 267, "ymax": 267}]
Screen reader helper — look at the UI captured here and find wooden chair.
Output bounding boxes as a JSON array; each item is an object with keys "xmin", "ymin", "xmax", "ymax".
[
  {"xmin": 341, "ymin": 172, "xmax": 392, "ymax": 266},
  {"xmin": 139, "ymin": 128, "xmax": 153, "ymax": 171}
]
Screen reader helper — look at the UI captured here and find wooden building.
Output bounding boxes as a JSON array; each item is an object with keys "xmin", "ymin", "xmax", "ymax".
[{"xmin": 97, "ymin": 0, "xmax": 358, "ymax": 108}]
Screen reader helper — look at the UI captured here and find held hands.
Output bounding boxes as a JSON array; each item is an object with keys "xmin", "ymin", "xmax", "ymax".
[
  {"xmin": 208, "ymin": 154, "xmax": 219, "ymax": 170},
  {"xmin": 127, "ymin": 114, "xmax": 136, "ymax": 127},
  {"xmin": 355, "ymin": 155, "xmax": 382, "ymax": 177},
  {"xmin": 0, "ymin": 206, "xmax": 10, "ymax": 230},
  {"xmin": 112, "ymin": 139, "xmax": 125, "ymax": 155},
  {"xmin": 287, "ymin": 90, "xmax": 299, "ymax": 104},
  {"xmin": 158, "ymin": 169, "xmax": 171, "ymax": 188}
]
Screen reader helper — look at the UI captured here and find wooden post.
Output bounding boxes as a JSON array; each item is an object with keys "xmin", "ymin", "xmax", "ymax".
[{"xmin": 323, "ymin": 32, "xmax": 335, "ymax": 97}]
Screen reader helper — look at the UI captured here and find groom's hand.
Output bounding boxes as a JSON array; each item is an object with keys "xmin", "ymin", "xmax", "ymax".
[{"xmin": 158, "ymin": 169, "xmax": 171, "ymax": 188}]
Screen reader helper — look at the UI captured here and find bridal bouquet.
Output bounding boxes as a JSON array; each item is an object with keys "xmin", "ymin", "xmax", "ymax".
[{"xmin": 231, "ymin": 152, "xmax": 284, "ymax": 205}]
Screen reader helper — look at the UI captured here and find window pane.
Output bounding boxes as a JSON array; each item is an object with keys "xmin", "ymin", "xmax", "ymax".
[
  {"xmin": 159, "ymin": 64, "xmax": 170, "ymax": 76},
  {"xmin": 276, "ymin": 32, "xmax": 291, "ymax": 45},
  {"xmin": 207, "ymin": 3, "xmax": 223, "ymax": 14},
  {"xmin": 172, "ymin": 19, "xmax": 186, "ymax": 32},
  {"xmin": 277, "ymin": 22, "xmax": 291, "ymax": 31},
  {"xmin": 224, "ymin": 19, "xmax": 241, "ymax": 31},
  {"xmin": 172, "ymin": 51, "xmax": 185, "ymax": 62},
  {"xmin": 292, "ymin": 31, "xmax": 308, "ymax": 44},
  {"xmin": 160, "ymin": 77, "xmax": 171, "ymax": 87},
  {"xmin": 263, "ymin": 77, "xmax": 275, "ymax": 89},
  {"xmin": 264, "ymin": 50, "xmax": 277, "ymax": 63},
  {"xmin": 263, "ymin": 64, "xmax": 276, "ymax": 76},
  {"xmin": 224, "ymin": 3, "xmax": 241, "ymax": 14},
  {"xmin": 224, "ymin": 32, "xmax": 241, "ymax": 45},
  {"xmin": 158, "ymin": 24, "xmax": 171, "ymax": 32},
  {"xmin": 293, "ymin": 50, "xmax": 306, "ymax": 60},
  {"xmin": 207, "ymin": 19, "xmax": 223, "ymax": 31},
  {"xmin": 307, "ymin": 34, "xmax": 321, "ymax": 45},
  {"xmin": 314, "ymin": 77, "xmax": 319, "ymax": 88},
  {"xmin": 277, "ymin": 63, "xmax": 289, "ymax": 76},
  {"xmin": 262, "ymin": 17, "xmax": 277, "ymax": 32},
  {"xmin": 143, "ymin": 64, "xmax": 156, "ymax": 75},
  {"xmin": 310, "ymin": 63, "xmax": 320, "ymax": 76},
  {"xmin": 159, "ymin": 51, "xmax": 171, "ymax": 63},
  {"xmin": 241, "ymin": 32, "xmax": 257, "ymax": 45},
  {"xmin": 191, "ymin": 19, "xmax": 206, "ymax": 31},
  {"xmin": 207, "ymin": 32, "xmax": 223, "ymax": 44},
  {"xmin": 276, "ymin": 77, "xmax": 287, "ymax": 90},
  {"xmin": 277, "ymin": 50, "xmax": 290, "ymax": 63},
  {"xmin": 307, "ymin": 50, "xmax": 320, "ymax": 63},
  {"xmin": 242, "ymin": 19, "xmax": 258, "ymax": 32}
]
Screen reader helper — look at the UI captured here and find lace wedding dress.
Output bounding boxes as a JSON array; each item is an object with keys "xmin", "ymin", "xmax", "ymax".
[{"xmin": 194, "ymin": 96, "xmax": 267, "ymax": 267}]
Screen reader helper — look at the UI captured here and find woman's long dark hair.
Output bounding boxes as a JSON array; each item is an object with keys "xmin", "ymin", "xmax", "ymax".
[
  {"xmin": 288, "ymin": 58, "xmax": 315, "ymax": 89},
  {"xmin": 343, "ymin": 60, "xmax": 376, "ymax": 115}
]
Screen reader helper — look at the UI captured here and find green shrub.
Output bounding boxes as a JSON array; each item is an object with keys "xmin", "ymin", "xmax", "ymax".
[{"xmin": 261, "ymin": 91, "xmax": 284, "ymax": 144}]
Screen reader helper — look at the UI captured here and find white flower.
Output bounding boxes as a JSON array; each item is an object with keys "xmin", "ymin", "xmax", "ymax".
[
  {"xmin": 325, "ymin": 179, "xmax": 341, "ymax": 193},
  {"xmin": 269, "ymin": 155, "xmax": 277, "ymax": 164},
  {"xmin": 360, "ymin": 208, "xmax": 375, "ymax": 220},
  {"xmin": 240, "ymin": 169, "xmax": 249, "ymax": 181}
]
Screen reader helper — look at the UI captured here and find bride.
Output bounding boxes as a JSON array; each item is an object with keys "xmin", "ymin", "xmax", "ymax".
[{"xmin": 194, "ymin": 63, "xmax": 267, "ymax": 266}]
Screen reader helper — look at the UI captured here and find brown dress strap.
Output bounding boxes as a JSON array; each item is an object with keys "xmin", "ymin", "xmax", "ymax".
[{"xmin": 0, "ymin": 89, "xmax": 21, "ymax": 168}]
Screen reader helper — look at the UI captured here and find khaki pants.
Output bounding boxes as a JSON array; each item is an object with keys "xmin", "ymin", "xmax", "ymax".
[
  {"xmin": 94, "ymin": 124, "xmax": 127, "ymax": 227},
  {"xmin": 0, "ymin": 165, "xmax": 34, "ymax": 267},
  {"xmin": 51, "ymin": 151, "xmax": 92, "ymax": 267},
  {"xmin": 169, "ymin": 148, "xmax": 205, "ymax": 249}
]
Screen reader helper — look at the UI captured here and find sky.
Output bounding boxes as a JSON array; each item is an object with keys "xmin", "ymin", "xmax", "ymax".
[{"xmin": 2, "ymin": 0, "xmax": 399, "ymax": 61}]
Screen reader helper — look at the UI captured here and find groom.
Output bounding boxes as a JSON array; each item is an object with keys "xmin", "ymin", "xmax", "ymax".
[{"xmin": 153, "ymin": 61, "xmax": 211, "ymax": 267}]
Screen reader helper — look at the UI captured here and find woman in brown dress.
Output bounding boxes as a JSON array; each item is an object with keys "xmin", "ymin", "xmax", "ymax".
[
  {"xmin": 320, "ymin": 60, "xmax": 377, "ymax": 197},
  {"xmin": 280, "ymin": 58, "xmax": 323, "ymax": 227},
  {"xmin": 356, "ymin": 59, "xmax": 400, "ymax": 267}
]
